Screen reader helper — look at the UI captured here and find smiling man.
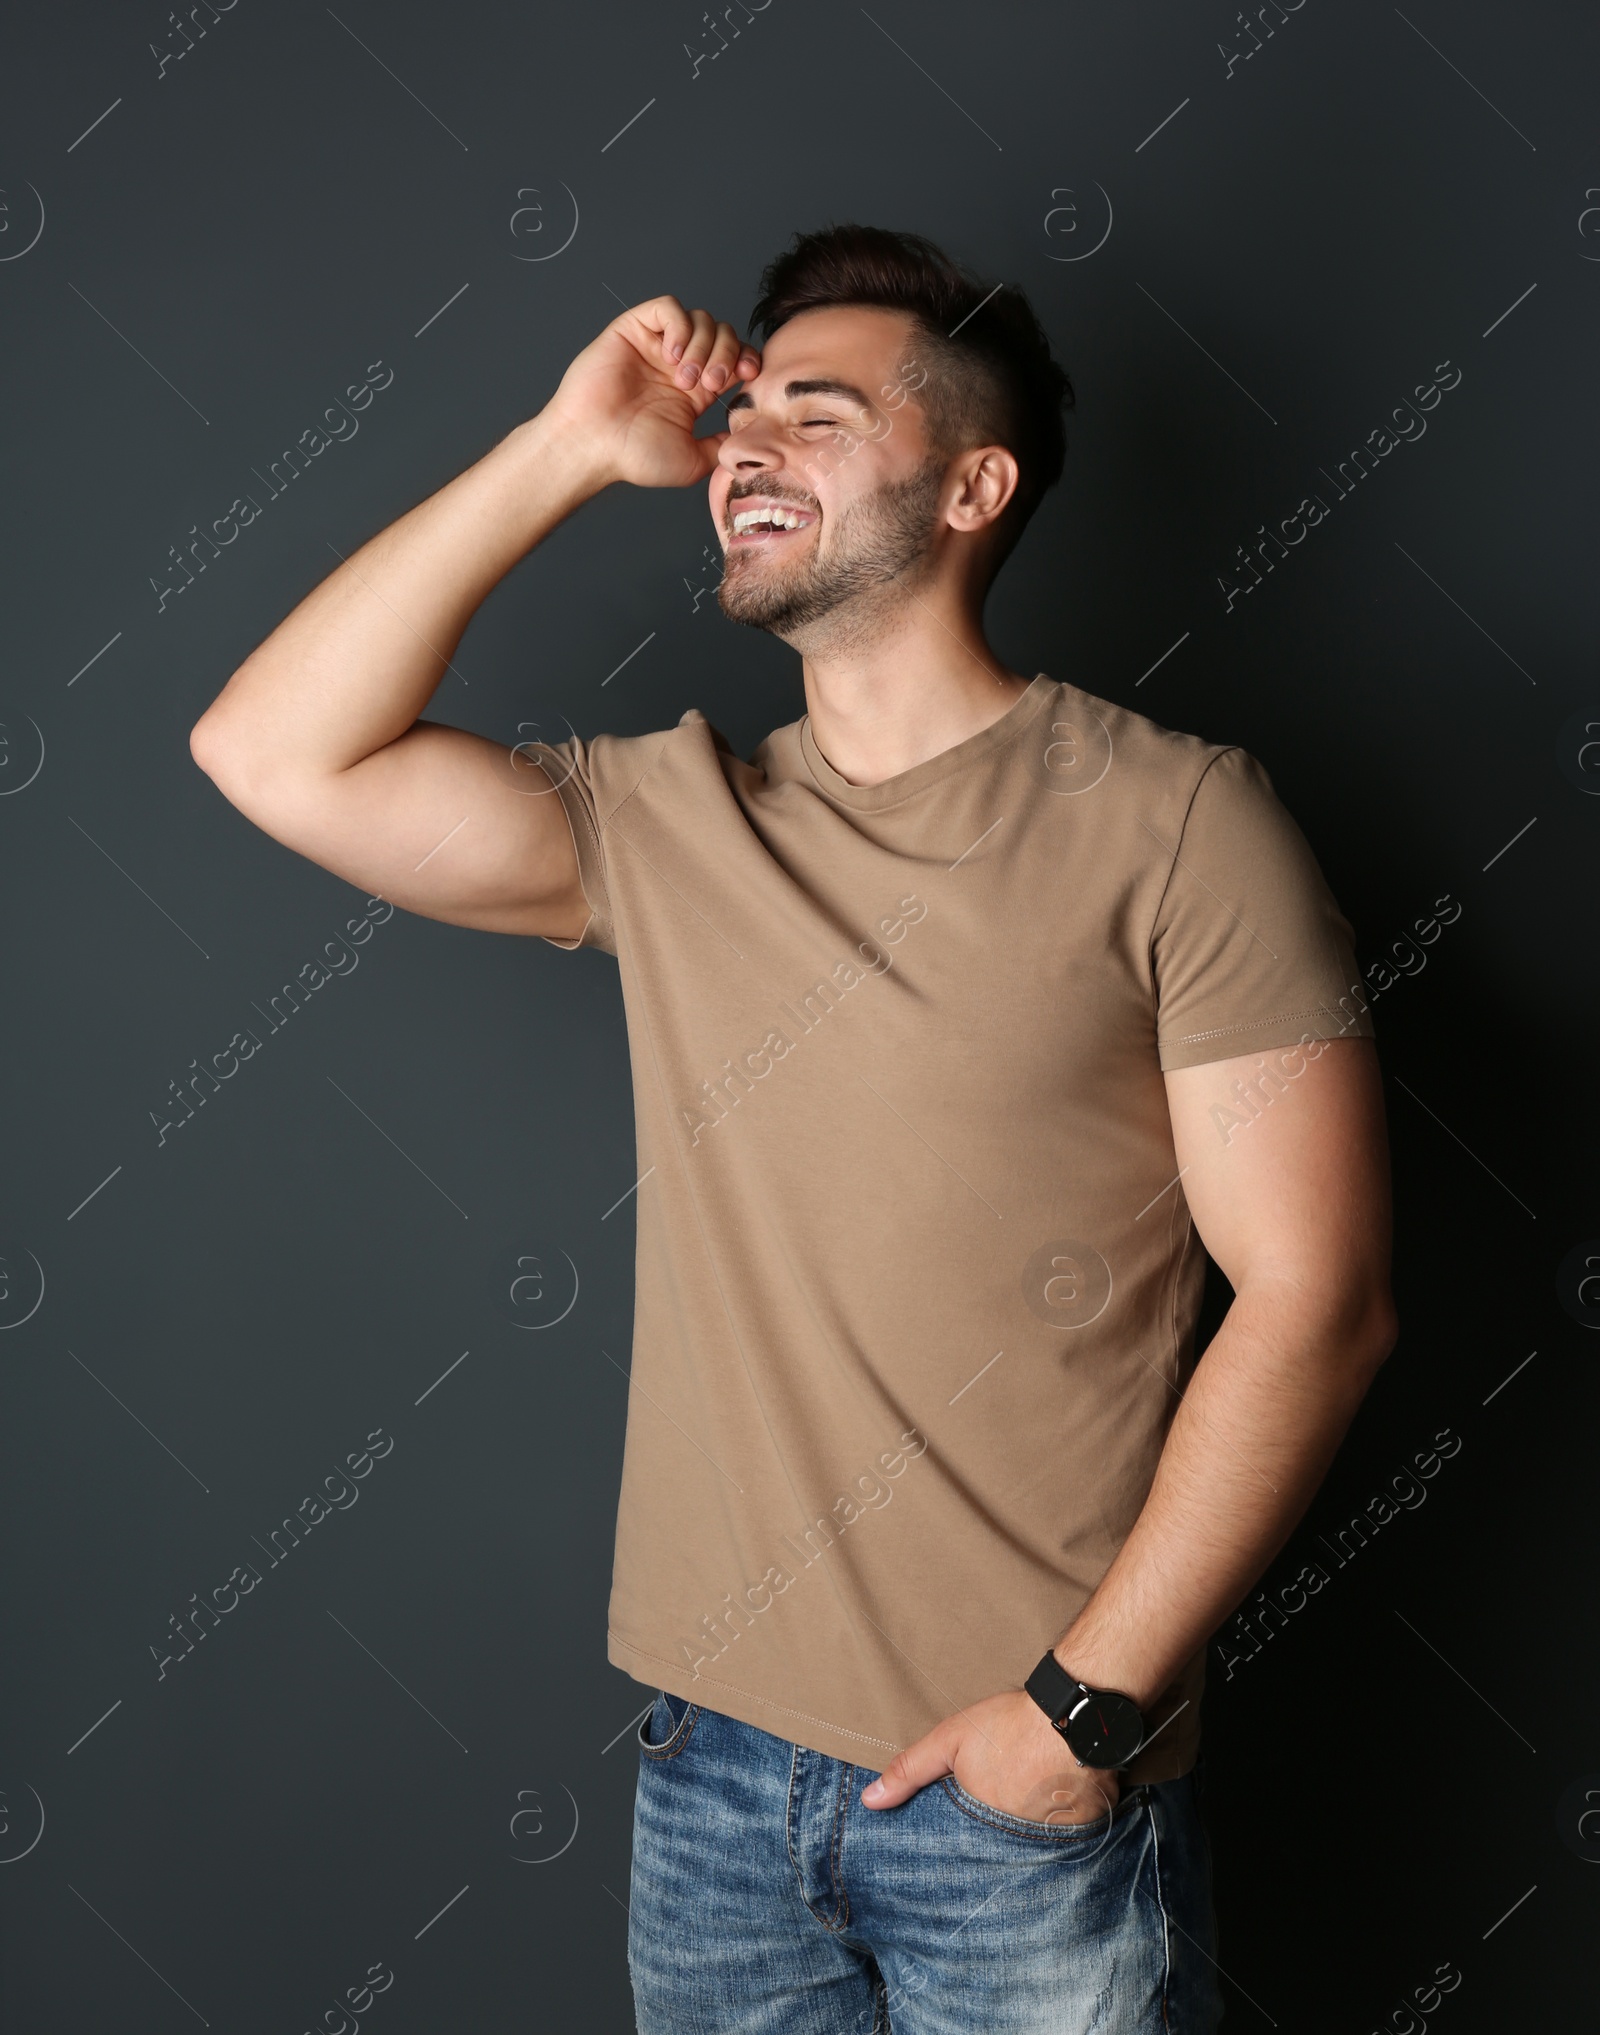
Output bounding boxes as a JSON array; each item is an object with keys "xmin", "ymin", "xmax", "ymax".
[{"xmin": 191, "ymin": 226, "xmax": 1396, "ymax": 2033}]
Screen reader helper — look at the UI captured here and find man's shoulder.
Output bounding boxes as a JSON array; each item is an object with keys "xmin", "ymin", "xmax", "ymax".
[
  {"xmin": 621, "ymin": 704, "xmax": 805, "ymax": 783},
  {"xmin": 1051, "ymin": 677, "xmax": 1231, "ymax": 768},
  {"xmin": 576, "ymin": 706, "xmax": 787, "ymax": 823},
  {"xmin": 1042, "ymin": 677, "xmax": 1245, "ymax": 814},
  {"xmin": 572, "ymin": 718, "xmax": 686, "ymax": 819},
  {"xmin": 1051, "ymin": 683, "xmax": 1334, "ymax": 894}
]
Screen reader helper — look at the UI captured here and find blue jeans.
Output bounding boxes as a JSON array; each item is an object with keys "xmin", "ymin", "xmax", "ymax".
[{"xmin": 628, "ymin": 1692, "xmax": 1224, "ymax": 2033}]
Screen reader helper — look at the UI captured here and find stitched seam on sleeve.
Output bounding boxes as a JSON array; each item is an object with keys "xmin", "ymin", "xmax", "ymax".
[
  {"xmin": 530, "ymin": 743, "xmax": 610, "ymax": 943},
  {"xmin": 564, "ymin": 789, "xmax": 609, "ymax": 944},
  {"xmin": 1144, "ymin": 745, "xmax": 1241, "ymax": 992},
  {"xmin": 1165, "ymin": 1004, "xmax": 1362, "ymax": 1045}
]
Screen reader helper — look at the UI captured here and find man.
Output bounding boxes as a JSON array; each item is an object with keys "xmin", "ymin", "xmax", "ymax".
[{"xmin": 191, "ymin": 225, "xmax": 1396, "ymax": 2032}]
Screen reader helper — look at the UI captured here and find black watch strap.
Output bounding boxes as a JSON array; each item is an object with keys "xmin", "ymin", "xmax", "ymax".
[
  {"xmin": 1024, "ymin": 1649, "xmax": 1085, "ymax": 1729},
  {"xmin": 1025, "ymin": 1651, "xmax": 1147, "ymax": 1769}
]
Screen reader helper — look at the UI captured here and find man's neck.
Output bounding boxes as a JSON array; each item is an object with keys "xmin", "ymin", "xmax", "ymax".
[{"xmin": 795, "ymin": 586, "xmax": 1034, "ymax": 788}]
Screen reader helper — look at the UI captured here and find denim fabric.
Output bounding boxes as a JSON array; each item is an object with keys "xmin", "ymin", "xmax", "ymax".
[{"xmin": 629, "ymin": 1693, "xmax": 1224, "ymax": 2034}]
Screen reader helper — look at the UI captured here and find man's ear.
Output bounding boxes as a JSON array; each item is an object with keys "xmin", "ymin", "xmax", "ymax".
[{"xmin": 945, "ymin": 446, "xmax": 1020, "ymax": 533}]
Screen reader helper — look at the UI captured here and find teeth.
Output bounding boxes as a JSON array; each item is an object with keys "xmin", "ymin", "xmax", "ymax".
[{"xmin": 733, "ymin": 506, "xmax": 806, "ymax": 532}]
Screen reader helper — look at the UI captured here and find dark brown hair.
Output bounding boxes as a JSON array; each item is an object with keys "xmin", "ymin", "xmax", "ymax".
[{"xmin": 749, "ymin": 223, "xmax": 1074, "ymax": 562}]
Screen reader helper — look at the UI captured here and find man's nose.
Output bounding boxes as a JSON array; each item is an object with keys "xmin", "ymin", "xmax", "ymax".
[{"xmin": 716, "ymin": 414, "xmax": 785, "ymax": 475}]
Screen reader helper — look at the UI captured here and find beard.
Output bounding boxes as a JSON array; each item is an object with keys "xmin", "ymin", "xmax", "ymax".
[{"xmin": 716, "ymin": 457, "xmax": 945, "ymax": 642}]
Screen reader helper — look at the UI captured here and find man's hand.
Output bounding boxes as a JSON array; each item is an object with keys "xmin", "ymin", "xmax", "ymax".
[
  {"xmin": 859, "ymin": 1690, "xmax": 1120, "ymax": 1825},
  {"xmin": 543, "ymin": 296, "xmax": 760, "ymax": 491}
]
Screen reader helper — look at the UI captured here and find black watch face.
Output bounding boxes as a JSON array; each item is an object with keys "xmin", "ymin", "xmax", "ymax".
[{"xmin": 1064, "ymin": 1690, "xmax": 1144, "ymax": 1769}]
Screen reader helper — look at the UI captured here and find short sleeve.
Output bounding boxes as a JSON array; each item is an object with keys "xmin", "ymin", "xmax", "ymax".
[
  {"xmin": 523, "ymin": 734, "xmax": 617, "ymax": 955},
  {"xmin": 1151, "ymin": 746, "xmax": 1373, "ymax": 1071}
]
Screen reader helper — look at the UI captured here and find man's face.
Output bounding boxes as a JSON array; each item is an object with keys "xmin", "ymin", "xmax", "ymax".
[{"xmin": 708, "ymin": 306, "xmax": 947, "ymax": 639}]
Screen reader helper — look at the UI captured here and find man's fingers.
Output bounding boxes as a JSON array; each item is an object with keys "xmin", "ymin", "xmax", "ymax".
[
  {"xmin": 860, "ymin": 1725, "xmax": 959, "ymax": 1809},
  {"xmin": 674, "ymin": 307, "xmax": 719, "ymax": 388},
  {"xmin": 630, "ymin": 294, "xmax": 693, "ymax": 363},
  {"xmin": 615, "ymin": 298, "xmax": 758, "ymax": 391},
  {"xmin": 699, "ymin": 320, "xmax": 746, "ymax": 395}
]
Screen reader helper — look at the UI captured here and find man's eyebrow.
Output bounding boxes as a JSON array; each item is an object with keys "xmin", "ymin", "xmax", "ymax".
[{"xmin": 725, "ymin": 376, "xmax": 879, "ymax": 415}]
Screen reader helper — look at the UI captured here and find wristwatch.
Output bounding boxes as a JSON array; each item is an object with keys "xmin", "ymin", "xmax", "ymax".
[{"xmin": 1025, "ymin": 1651, "xmax": 1145, "ymax": 1769}]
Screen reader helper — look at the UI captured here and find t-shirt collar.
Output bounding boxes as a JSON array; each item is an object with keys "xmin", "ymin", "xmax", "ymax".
[{"xmin": 798, "ymin": 673, "xmax": 1056, "ymax": 810}]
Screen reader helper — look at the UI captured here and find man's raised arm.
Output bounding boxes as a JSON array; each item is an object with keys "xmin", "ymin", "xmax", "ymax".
[{"xmin": 189, "ymin": 298, "xmax": 757, "ymax": 937}]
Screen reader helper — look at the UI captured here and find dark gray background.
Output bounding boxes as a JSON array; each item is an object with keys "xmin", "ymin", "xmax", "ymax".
[{"xmin": 2, "ymin": 0, "xmax": 1596, "ymax": 2026}]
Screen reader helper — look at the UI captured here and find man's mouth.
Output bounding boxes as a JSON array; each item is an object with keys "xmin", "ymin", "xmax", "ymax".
[{"xmin": 726, "ymin": 497, "xmax": 818, "ymax": 548}]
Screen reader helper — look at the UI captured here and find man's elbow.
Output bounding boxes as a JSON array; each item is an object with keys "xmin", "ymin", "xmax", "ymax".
[
  {"xmin": 1340, "ymin": 1282, "xmax": 1399, "ymax": 1386},
  {"xmin": 189, "ymin": 710, "xmax": 228, "ymax": 784},
  {"xmin": 190, "ymin": 701, "xmax": 275, "ymax": 810},
  {"xmin": 1247, "ymin": 1271, "xmax": 1398, "ymax": 1386},
  {"xmin": 1361, "ymin": 1288, "xmax": 1399, "ymax": 1370}
]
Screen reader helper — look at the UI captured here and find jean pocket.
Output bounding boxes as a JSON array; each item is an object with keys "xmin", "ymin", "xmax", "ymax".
[
  {"xmin": 939, "ymin": 1773, "xmax": 1126, "ymax": 1850},
  {"xmin": 637, "ymin": 1690, "xmax": 700, "ymax": 1763}
]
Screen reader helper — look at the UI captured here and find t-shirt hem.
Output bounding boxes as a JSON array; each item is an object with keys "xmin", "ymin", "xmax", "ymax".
[
  {"xmin": 607, "ymin": 1630, "xmax": 1198, "ymax": 1785},
  {"xmin": 1158, "ymin": 1004, "xmax": 1375, "ymax": 1072},
  {"xmin": 609, "ymin": 1630, "xmax": 903, "ymax": 1763}
]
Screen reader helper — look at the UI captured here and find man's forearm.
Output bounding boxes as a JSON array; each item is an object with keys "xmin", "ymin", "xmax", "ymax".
[
  {"xmin": 1052, "ymin": 1278, "xmax": 1395, "ymax": 1712},
  {"xmin": 191, "ymin": 411, "xmax": 608, "ymax": 783}
]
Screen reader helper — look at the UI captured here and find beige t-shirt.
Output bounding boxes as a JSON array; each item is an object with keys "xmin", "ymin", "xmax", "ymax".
[{"xmin": 531, "ymin": 674, "xmax": 1371, "ymax": 1783}]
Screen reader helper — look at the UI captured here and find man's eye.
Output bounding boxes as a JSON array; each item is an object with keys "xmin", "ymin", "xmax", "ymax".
[{"xmin": 801, "ymin": 417, "xmax": 842, "ymax": 428}]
